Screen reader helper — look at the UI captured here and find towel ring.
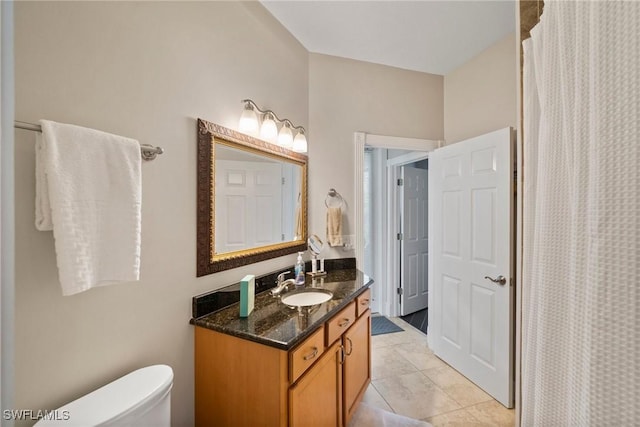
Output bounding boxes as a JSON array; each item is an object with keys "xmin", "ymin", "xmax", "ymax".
[{"xmin": 325, "ymin": 188, "xmax": 345, "ymax": 209}]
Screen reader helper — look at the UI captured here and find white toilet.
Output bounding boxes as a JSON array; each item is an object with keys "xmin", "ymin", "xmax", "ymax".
[{"xmin": 34, "ymin": 365, "xmax": 173, "ymax": 426}]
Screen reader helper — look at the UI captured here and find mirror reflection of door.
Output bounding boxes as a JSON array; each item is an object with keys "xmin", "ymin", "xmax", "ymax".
[
  {"xmin": 215, "ymin": 159, "xmax": 282, "ymax": 254},
  {"xmin": 281, "ymin": 163, "xmax": 302, "ymax": 241},
  {"xmin": 214, "ymin": 144, "xmax": 301, "ymax": 255},
  {"xmin": 197, "ymin": 119, "xmax": 308, "ymax": 275}
]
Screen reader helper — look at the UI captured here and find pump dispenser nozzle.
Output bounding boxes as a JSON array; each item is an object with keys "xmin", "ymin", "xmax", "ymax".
[{"xmin": 294, "ymin": 252, "xmax": 305, "ymax": 286}]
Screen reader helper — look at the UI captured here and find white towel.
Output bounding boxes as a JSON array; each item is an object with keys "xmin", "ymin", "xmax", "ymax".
[
  {"xmin": 326, "ymin": 206, "xmax": 343, "ymax": 247},
  {"xmin": 35, "ymin": 120, "xmax": 142, "ymax": 295},
  {"xmin": 294, "ymin": 205, "xmax": 302, "ymax": 240}
]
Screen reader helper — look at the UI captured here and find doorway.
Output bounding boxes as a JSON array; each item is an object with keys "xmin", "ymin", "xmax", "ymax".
[
  {"xmin": 396, "ymin": 159, "xmax": 429, "ymax": 316},
  {"xmin": 355, "ymin": 129, "xmax": 516, "ymax": 409},
  {"xmin": 365, "ymin": 150, "xmax": 430, "ymax": 317},
  {"xmin": 354, "ymin": 132, "xmax": 439, "ymax": 319}
]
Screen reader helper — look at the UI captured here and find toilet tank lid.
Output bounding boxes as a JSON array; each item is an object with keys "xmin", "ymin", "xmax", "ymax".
[{"xmin": 34, "ymin": 364, "xmax": 173, "ymax": 426}]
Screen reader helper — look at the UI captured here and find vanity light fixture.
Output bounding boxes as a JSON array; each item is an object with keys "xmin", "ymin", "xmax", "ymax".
[
  {"xmin": 238, "ymin": 102, "xmax": 259, "ymax": 136},
  {"xmin": 292, "ymin": 130, "xmax": 307, "ymax": 153},
  {"xmin": 260, "ymin": 112, "xmax": 278, "ymax": 143},
  {"xmin": 238, "ymin": 99, "xmax": 308, "ymax": 153},
  {"xmin": 278, "ymin": 122, "xmax": 293, "ymax": 149}
]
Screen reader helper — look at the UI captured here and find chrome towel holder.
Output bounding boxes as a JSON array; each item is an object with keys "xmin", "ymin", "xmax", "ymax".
[
  {"xmin": 325, "ymin": 188, "xmax": 345, "ymax": 209},
  {"xmin": 14, "ymin": 120, "xmax": 164, "ymax": 161}
]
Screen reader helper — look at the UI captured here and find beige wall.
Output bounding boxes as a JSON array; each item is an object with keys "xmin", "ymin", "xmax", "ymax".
[
  {"xmin": 14, "ymin": 3, "xmax": 446, "ymax": 424},
  {"xmin": 444, "ymin": 33, "xmax": 517, "ymax": 144},
  {"xmin": 14, "ymin": 2, "xmax": 308, "ymax": 425},
  {"xmin": 308, "ymin": 53, "xmax": 443, "ymax": 259}
]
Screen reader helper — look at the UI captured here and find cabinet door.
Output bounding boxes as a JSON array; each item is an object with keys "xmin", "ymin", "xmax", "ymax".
[
  {"xmin": 343, "ymin": 310, "xmax": 371, "ymax": 424},
  {"xmin": 289, "ymin": 341, "xmax": 343, "ymax": 427}
]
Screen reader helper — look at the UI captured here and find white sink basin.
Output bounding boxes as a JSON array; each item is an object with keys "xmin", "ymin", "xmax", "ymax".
[{"xmin": 281, "ymin": 289, "xmax": 333, "ymax": 307}]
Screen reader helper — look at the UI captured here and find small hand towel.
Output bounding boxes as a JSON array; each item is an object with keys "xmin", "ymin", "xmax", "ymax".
[
  {"xmin": 35, "ymin": 120, "xmax": 142, "ymax": 295},
  {"xmin": 294, "ymin": 205, "xmax": 303, "ymax": 240},
  {"xmin": 326, "ymin": 206, "xmax": 343, "ymax": 247}
]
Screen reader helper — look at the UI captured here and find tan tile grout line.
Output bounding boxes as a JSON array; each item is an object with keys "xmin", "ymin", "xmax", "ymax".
[
  {"xmin": 368, "ymin": 382, "xmax": 398, "ymax": 414},
  {"xmin": 425, "ymin": 377, "xmax": 494, "ymax": 412},
  {"xmin": 373, "ymin": 372, "xmax": 467, "ymax": 421},
  {"xmin": 370, "ymin": 332, "xmax": 436, "ymax": 383},
  {"xmin": 371, "ymin": 332, "xmax": 509, "ymax": 422},
  {"xmin": 420, "ymin": 406, "xmax": 482, "ymax": 424}
]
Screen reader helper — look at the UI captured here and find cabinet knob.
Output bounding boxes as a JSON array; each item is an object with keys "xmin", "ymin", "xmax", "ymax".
[
  {"xmin": 303, "ymin": 347, "xmax": 319, "ymax": 361},
  {"xmin": 338, "ymin": 318, "xmax": 351, "ymax": 328},
  {"xmin": 345, "ymin": 337, "xmax": 353, "ymax": 356},
  {"xmin": 339, "ymin": 345, "xmax": 346, "ymax": 365}
]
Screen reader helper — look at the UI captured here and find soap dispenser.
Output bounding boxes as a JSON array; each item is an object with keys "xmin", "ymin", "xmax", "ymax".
[{"xmin": 294, "ymin": 252, "xmax": 305, "ymax": 286}]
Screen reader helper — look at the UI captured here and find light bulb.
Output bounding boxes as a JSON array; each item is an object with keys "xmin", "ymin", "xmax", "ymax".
[
  {"xmin": 292, "ymin": 131, "xmax": 308, "ymax": 153},
  {"xmin": 238, "ymin": 104, "xmax": 259, "ymax": 136},
  {"xmin": 260, "ymin": 114, "xmax": 278, "ymax": 143},
  {"xmin": 278, "ymin": 124, "xmax": 294, "ymax": 149}
]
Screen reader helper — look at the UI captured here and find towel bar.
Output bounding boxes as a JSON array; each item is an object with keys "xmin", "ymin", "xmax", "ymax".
[
  {"xmin": 14, "ymin": 120, "xmax": 164, "ymax": 161},
  {"xmin": 325, "ymin": 188, "xmax": 345, "ymax": 209}
]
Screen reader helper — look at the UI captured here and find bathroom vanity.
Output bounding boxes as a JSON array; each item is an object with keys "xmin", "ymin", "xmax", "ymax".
[{"xmin": 191, "ymin": 266, "xmax": 372, "ymax": 427}]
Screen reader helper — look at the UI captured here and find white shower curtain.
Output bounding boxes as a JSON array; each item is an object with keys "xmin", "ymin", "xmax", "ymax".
[{"xmin": 522, "ymin": 1, "xmax": 639, "ymax": 425}]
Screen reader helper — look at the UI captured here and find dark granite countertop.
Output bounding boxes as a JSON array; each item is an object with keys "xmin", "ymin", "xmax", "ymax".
[{"xmin": 192, "ymin": 268, "xmax": 373, "ymax": 351}]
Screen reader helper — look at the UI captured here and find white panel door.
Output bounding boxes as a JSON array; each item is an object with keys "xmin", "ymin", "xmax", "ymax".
[
  {"xmin": 215, "ymin": 160, "xmax": 282, "ymax": 254},
  {"xmin": 429, "ymin": 128, "xmax": 514, "ymax": 407},
  {"xmin": 400, "ymin": 166, "xmax": 429, "ymax": 316}
]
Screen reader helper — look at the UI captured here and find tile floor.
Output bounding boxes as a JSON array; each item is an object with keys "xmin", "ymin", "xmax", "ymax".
[{"xmin": 364, "ymin": 317, "xmax": 515, "ymax": 427}]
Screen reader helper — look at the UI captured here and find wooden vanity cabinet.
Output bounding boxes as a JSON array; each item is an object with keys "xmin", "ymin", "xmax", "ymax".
[
  {"xmin": 290, "ymin": 310, "xmax": 371, "ymax": 427},
  {"xmin": 290, "ymin": 325, "xmax": 326, "ymax": 383},
  {"xmin": 289, "ymin": 340, "xmax": 342, "ymax": 427},
  {"xmin": 356, "ymin": 288, "xmax": 371, "ymax": 317},
  {"xmin": 194, "ymin": 327, "xmax": 289, "ymax": 427},
  {"xmin": 194, "ymin": 293, "xmax": 371, "ymax": 427},
  {"xmin": 326, "ymin": 301, "xmax": 357, "ymax": 346},
  {"xmin": 343, "ymin": 309, "xmax": 371, "ymax": 424}
]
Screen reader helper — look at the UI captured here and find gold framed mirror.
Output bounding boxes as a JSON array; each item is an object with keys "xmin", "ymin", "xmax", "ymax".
[{"xmin": 197, "ymin": 118, "xmax": 308, "ymax": 276}]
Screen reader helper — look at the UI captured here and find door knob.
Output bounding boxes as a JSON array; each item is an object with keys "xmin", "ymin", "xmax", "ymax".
[{"xmin": 484, "ymin": 275, "xmax": 507, "ymax": 286}]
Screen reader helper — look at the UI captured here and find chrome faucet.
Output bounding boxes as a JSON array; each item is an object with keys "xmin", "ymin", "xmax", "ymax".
[{"xmin": 271, "ymin": 271, "xmax": 296, "ymax": 296}]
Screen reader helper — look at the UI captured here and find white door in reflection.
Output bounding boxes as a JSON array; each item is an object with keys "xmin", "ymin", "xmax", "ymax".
[{"xmin": 215, "ymin": 159, "xmax": 282, "ymax": 254}]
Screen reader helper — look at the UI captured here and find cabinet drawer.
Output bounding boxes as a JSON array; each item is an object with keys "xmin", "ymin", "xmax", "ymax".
[
  {"xmin": 356, "ymin": 289, "xmax": 371, "ymax": 317},
  {"xmin": 326, "ymin": 301, "xmax": 357, "ymax": 346},
  {"xmin": 290, "ymin": 325, "xmax": 325, "ymax": 384},
  {"xmin": 289, "ymin": 341, "xmax": 342, "ymax": 427}
]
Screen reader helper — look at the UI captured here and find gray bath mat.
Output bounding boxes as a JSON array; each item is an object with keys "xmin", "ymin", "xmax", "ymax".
[{"xmin": 371, "ymin": 316, "xmax": 404, "ymax": 336}]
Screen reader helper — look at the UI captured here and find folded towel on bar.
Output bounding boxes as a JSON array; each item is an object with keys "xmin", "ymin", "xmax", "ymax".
[
  {"xmin": 294, "ymin": 205, "xmax": 303, "ymax": 240},
  {"xmin": 35, "ymin": 120, "xmax": 142, "ymax": 295},
  {"xmin": 326, "ymin": 206, "xmax": 343, "ymax": 247}
]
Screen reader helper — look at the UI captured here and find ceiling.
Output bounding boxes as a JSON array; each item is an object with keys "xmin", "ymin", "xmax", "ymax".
[{"xmin": 260, "ymin": 1, "xmax": 516, "ymax": 76}]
